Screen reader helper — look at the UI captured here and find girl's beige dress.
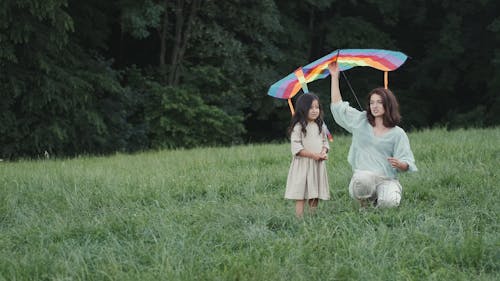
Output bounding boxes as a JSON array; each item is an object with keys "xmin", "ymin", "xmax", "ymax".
[{"xmin": 285, "ymin": 122, "xmax": 330, "ymax": 200}]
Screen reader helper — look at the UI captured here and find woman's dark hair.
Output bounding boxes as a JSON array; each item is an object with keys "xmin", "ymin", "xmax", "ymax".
[
  {"xmin": 366, "ymin": 87, "xmax": 401, "ymax": 127},
  {"xmin": 287, "ymin": 93, "xmax": 324, "ymax": 137}
]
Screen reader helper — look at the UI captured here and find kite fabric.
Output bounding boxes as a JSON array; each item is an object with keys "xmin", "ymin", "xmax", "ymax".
[
  {"xmin": 268, "ymin": 49, "xmax": 408, "ymax": 99},
  {"xmin": 267, "ymin": 48, "xmax": 408, "ymax": 143}
]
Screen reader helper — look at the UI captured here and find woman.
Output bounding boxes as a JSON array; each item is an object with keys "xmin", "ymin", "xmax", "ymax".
[{"xmin": 328, "ymin": 62, "xmax": 417, "ymax": 208}]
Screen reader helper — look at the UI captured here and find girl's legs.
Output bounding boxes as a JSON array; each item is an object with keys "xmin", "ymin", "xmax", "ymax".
[
  {"xmin": 308, "ymin": 198, "xmax": 319, "ymax": 214},
  {"xmin": 295, "ymin": 200, "xmax": 305, "ymax": 218},
  {"xmin": 295, "ymin": 199, "xmax": 319, "ymax": 217}
]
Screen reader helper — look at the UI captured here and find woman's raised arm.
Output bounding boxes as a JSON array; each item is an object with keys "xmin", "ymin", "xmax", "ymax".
[{"xmin": 328, "ymin": 62, "xmax": 342, "ymax": 104}]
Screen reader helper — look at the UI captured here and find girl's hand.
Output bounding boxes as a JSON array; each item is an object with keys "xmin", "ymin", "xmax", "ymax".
[
  {"xmin": 311, "ymin": 152, "xmax": 326, "ymax": 161},
  {"xmin": 319, "ymin": 151, "xmax": 328, "ymax": 161},
  {"xmin": 298, "ymin": 149, "xmax": 327, "ymax": 161},
  {"xmin": 311, "ymin": 153, "xmax": 322, "ymax": 161},
  {"xmin": 388, "ymin": 157, "xmax": 409, "ymax": 171}
]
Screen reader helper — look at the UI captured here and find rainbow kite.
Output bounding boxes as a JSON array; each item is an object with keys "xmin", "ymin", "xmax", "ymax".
[
  {"xmin": 268, "ymin": 49, "xmax": 408, "ymax": 142},
  {"xmin": 268, "ymin": 49, "xmax": 408, "ymax": 100}
]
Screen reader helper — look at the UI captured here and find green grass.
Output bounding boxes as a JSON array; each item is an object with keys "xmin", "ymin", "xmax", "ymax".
[{"xmin": 0, "ymin": 127, "xmax": 499, "ymax": 280}]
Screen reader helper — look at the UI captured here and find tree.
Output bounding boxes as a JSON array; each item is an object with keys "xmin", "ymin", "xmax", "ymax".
[{"xmin": 0, "ymin": 0, "xmax": 131, "ymax": 158}]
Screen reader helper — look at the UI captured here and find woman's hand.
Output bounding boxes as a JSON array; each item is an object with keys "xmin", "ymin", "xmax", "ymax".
[
  {"xmin": 328, "ymin": 62, "xmax": 340, "ymax": 77},
  {"xmin": 388, "ymin": 157, "xmax": 409, "ymax": 171},
  {"xmin": 329, "ymin": 62, "xmax": 342, "ymax": 103}
]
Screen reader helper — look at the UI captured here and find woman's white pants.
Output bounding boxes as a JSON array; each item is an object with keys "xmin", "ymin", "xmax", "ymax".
[{"xmin": 348, "ymin": 170, "xmax": 402, "ymax": 208}]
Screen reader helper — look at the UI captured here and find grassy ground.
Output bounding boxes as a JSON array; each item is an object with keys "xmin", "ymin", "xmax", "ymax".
[{"xmin": 0, "ymin": 127, "xmax": 498, "ymax": 280}]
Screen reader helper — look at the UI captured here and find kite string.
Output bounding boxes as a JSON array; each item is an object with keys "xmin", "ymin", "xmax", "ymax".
[{"xmin": 341, "ymin": 71, "xmax": 363, "ymax": 110}]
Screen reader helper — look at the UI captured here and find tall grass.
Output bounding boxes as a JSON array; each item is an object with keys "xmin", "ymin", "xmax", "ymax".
[{"xmin": 0, "ymin": 127, "xmax": 498, "ymax": 280}]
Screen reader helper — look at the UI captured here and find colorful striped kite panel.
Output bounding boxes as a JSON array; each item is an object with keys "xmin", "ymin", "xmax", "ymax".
[{"xmin": 268, "ymin": 49, "xmax": 408, "ymax": 99}]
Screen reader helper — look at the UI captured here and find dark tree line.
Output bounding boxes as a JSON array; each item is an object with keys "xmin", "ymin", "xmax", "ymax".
[{"xmin": 1, "ymin": 0, "xmax": 499, "ymax": 159}]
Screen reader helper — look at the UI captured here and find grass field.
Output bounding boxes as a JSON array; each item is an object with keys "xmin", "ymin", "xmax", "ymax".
[{"xmin": 0, "ymin": 127, "xmax": 499, "ymax": 280}]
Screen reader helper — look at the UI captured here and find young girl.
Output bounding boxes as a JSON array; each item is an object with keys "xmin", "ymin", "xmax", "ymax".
[{"xmin": 284, "ymin": 93, "xmax": 330, "ymax": 218}]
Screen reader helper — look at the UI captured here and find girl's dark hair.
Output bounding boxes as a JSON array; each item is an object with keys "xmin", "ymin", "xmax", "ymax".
[
  {"xmin": 366, "ymin": 87, "xmax": 401, "ymax": 127},
  {"xmin": 287, "ymin": 93, "xmax": 324, "ymax": 137}
]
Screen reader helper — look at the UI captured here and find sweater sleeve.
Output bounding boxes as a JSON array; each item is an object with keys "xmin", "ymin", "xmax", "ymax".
[
  {"xmin": 394, "ymin": 131, "xmax": 418, "ymax": 172},
  {"xmin": 290, "ymin": 124, "xmax": 304, "ymax": 155},
  {"xmin": 322, "ymin": 125, "xmax": 330, "ymax": 152},
  {"xmin": 330, "ymin": 101, "xmax": 366, "ymax": 133}
]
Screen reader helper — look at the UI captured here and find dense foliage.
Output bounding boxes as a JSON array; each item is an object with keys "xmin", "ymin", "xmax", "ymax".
[{"xmin": 1, "ymin": 0, "xmax": 499, "ymax": 158}]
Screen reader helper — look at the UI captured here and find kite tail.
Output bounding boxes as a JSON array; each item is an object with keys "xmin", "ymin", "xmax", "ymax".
[{"xmin": 322, "ymin": 123, "xmax": 333, "ymax": 142}]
